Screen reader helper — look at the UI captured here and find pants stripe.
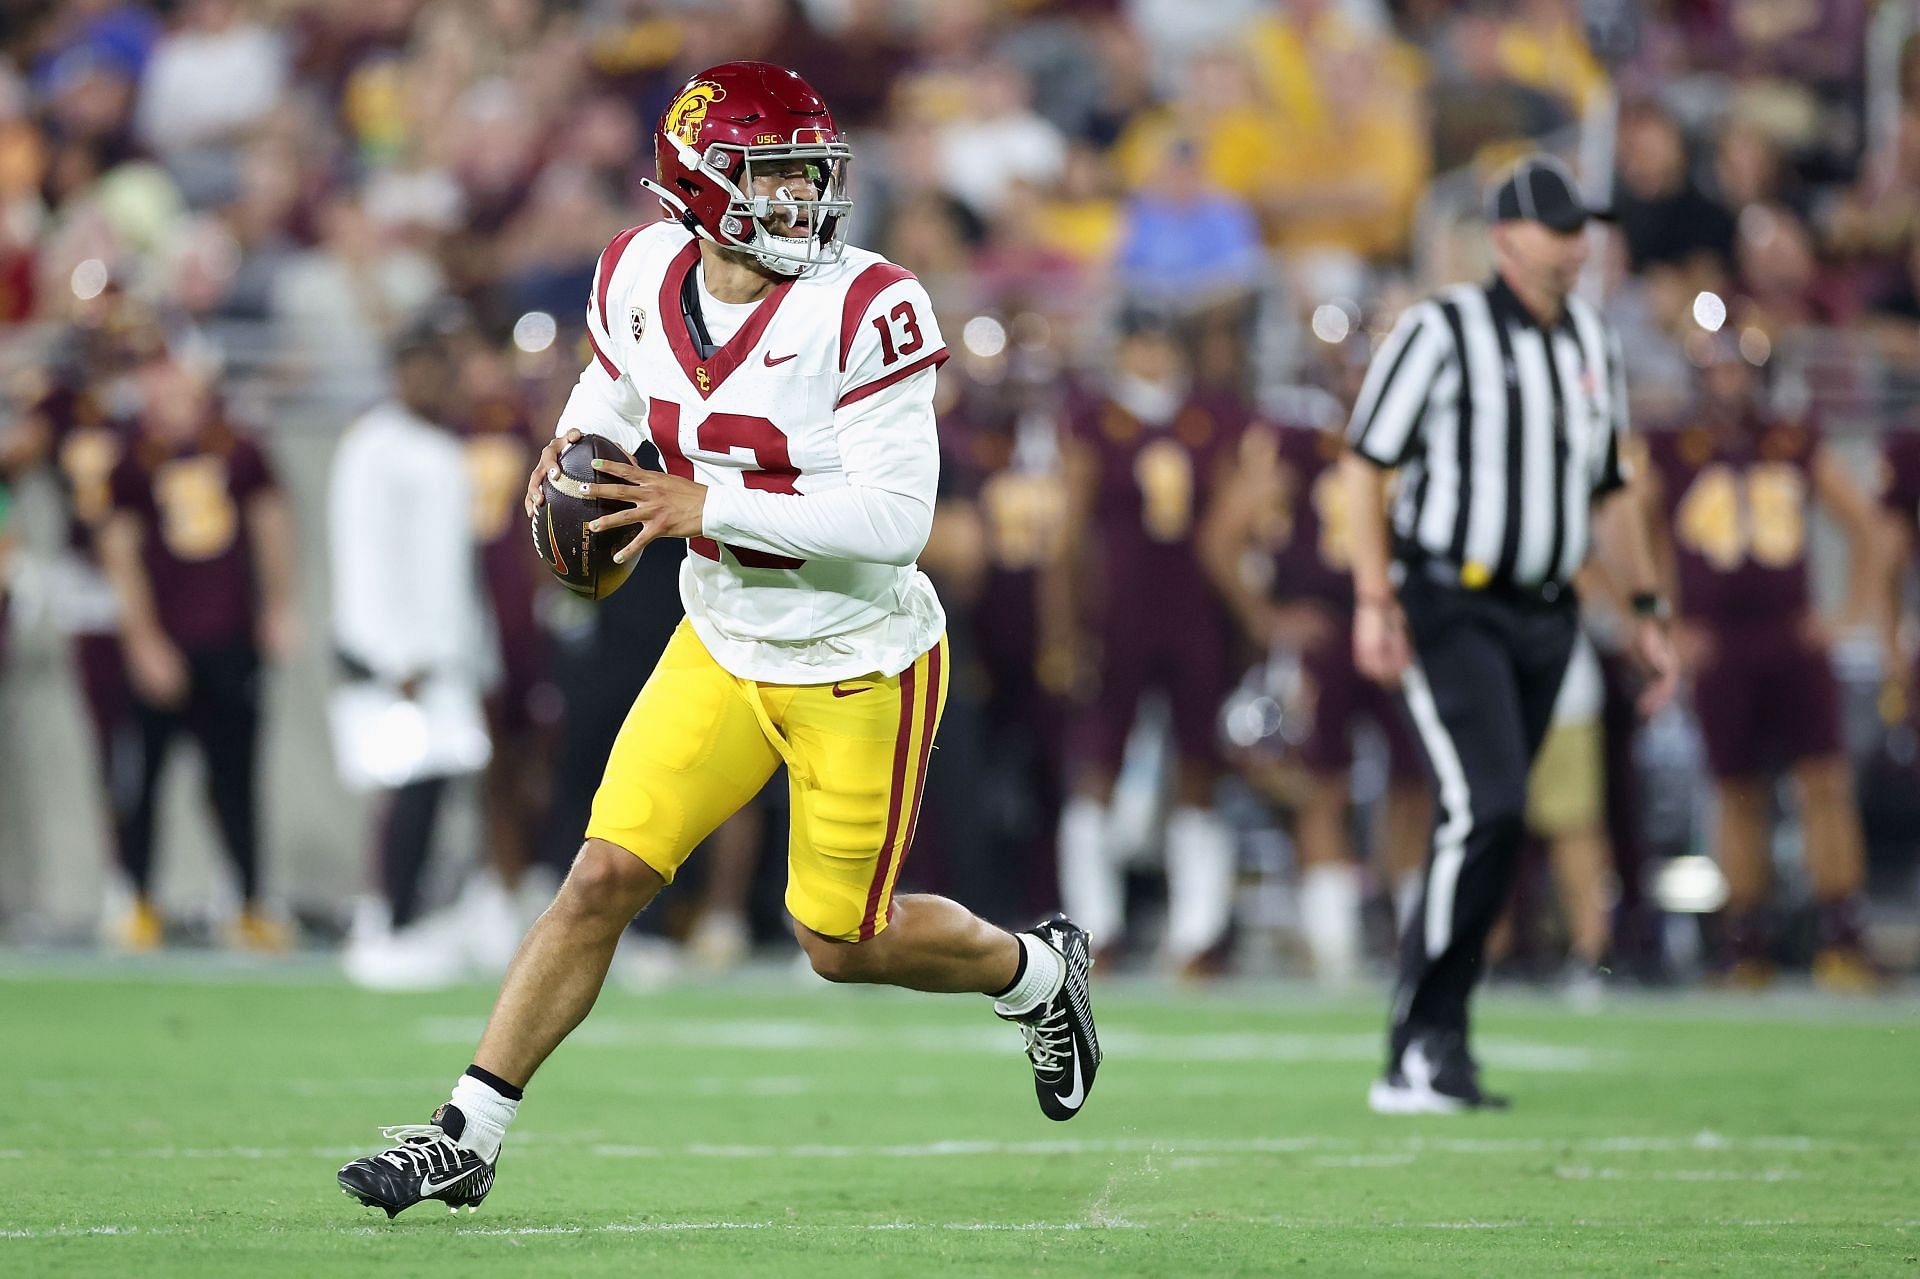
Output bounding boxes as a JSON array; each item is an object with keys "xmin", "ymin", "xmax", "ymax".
[
  {"xmin": 898, "ymin": 639, "xmax": 944, "ymax": 863},
  {"xmin": 860, "ymin": 658, "xmax": 920, "ymax": 941},
  {"xmin": 1401, "ymin": 663, "xmax": 1474, "ymax": 960}
]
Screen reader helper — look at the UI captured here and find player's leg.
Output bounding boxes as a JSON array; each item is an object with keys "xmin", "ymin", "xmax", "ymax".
[
  {"xmin": 686, "ymin": 799, "xmax": 766, "ymax": 971},
  {"xmin": 1057, "ymin": 644, "xmax": 1143, "ymax": 954},
  {"xmin": 1372, "ymin": 683, "xmax": 1434, "ymax": 930},
  {"xmin": 1692, "ymin": 635, "xmax": 1773, "ymax": 983},
  {"xmin": 1163, "ymin": 626, "xmax": 1236, "ymax": 975},
  {"xmin": 113, "ymin": 680, "xmax": 179, "ymax": 950},
  {"xmin": 1528, "ymin": 720, "xmax": 1612, "ymax": 979},
  {"xmin": 471, "ymin": 625, "xmax": 780, "ymax": 1089},
  {"xmin": 188, "ymin": 646, "xmax": 285, "ymax": 949},
  {"xmin": 1164, "ymin": 755, "xmax": 1234, "ymax": 975},
  {"xmin": 1295, "ymin": 642, "xmax": 1367, "ymax": 984},
  {"xmin": 1793, "ymin": 754, "xmax": 1876, "ymax": 990},
  {"xmin": 778, "ymin": 636, "xmax": 1099, "ymax": 1120},
  {"xmin": 338, "ymin": 622, "xmax": 779, "ymax": 1216}
]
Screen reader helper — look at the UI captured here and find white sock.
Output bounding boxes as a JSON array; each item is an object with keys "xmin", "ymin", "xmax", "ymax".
[
  {"xmin": 992, "ymin": 932, "xmax": 1066, "ymax": 1017},
  {"xmin": 1393, "ymin": 871, "xmax": 1423, "ymax": 934},
  {"xmin": 448, "ymin": 1072, "xmax": 520, "ymax": 1160},
  {"xmin": 1299, "ymin": 862, "xmax": 1363, "ymax": 987},
  {"xmin": 1165, "ymin": 806, "xmax": 1235, "ymax": 961},
  {"xmin": 1058, "ymin": 796, "xmax": 1123, "ymax": 943}
]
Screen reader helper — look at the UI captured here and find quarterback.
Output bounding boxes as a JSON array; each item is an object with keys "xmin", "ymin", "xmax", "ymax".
[{"xmin": 337, "ymin": 62, "xmax": 1101, "ymax": 1218}]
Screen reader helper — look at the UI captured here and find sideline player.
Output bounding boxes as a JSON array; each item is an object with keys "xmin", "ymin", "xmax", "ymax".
[
  {"xmin": 338, "ymin": 62, "xmax": 1100, "ymax": 1218},
  {"xmin": 1643, "ymin": 335, "xmax": 1880, "ymax": 990},
  {"xmin": 1050, "ymin": 314, "xmax": 1242, "ymax": 975}
]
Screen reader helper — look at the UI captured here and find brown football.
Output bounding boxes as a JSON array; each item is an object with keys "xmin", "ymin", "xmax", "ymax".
[{"xmin": 530, "ymin": 434, "xmax": 639, "ymax": 601}]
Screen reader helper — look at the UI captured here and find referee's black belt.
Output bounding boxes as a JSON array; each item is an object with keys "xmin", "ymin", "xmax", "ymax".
[{"xmin": 1395, "ymin": 551, "xmax": 1574, "ymax": 609}]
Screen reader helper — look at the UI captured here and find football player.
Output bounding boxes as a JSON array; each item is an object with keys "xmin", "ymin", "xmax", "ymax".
[
  {"xmin": 0, "ymin": 301, "xmax": 158, "ymax": 948},
  {"xmin": 338, "ymin": 63, "xmax": 1100, "ymax": 1219},
  {"xmin": 1202, "ymin": 390, "xmax": 1431, "ymax": 987},
  {"xmin": 1049, "ymin": 311, "xmax": 1243, "ymax": 975},
  {"xmin": 1643, "ymin": 334, "xmax": 1880, "ymax": 990},
  {"xmin": 95, "ymin": 342, "xmax": 297, "ymax": 952}
]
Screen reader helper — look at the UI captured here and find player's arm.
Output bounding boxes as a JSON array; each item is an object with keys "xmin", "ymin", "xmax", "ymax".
[
  {"xmin": 1811, "ymin": 443, "xmax": 1885, "ymax": 634},
  {"xmin": 246, "ymin": 485, "xmax": 300, "ymax": 663},
  {"xmin": 1198, "ymin": 430, "xmax": 1279, "ymax": 647},
  {"xmin": 1343, "ymin": 301, "xmax": 1448, "ymax": 685},
  {"xmin": 1877, "ymin": 445, "xmax": 1920, "ymax": 695},
  {"xmin": 97, "ymin": 479, "xmax": 186, "ymax": 707},
  {"xmin": 1586, "ymin": 342, "xmax": 1677, "ymax": 715},
  {"xmin": 529, "ymin": 242, "xmax": 655, "ymax": 517},
  {"xmin": 1036, "ymin": 429, "xmax": 1097, "ymax": 695}
]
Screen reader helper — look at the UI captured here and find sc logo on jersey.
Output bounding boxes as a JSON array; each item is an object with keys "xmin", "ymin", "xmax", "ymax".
[{"xmin": 630, "ymin": 307, "xmax": 647, "ymax": 341}]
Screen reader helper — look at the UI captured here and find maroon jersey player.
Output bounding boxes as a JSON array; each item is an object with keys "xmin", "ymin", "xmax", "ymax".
[
  {"xmin": 96, "ymin": 346, "xmax": 298, "ymax": 952},
  {"xmin": 1049, "ymin": 315, "xmax": 1242, "ymax": 971},
  {"xmin": 459, "ymin": 340, "xmax": 555, "ymax": 956},
  {"xmin": 1879, "ymin": 428, "xmax": 1920, "ymax": 731},
  {"xmin": 1202, "ymin": 404, "xmax": 1430, "ymax": 985},
  {"xmin": 0, "ymin": 328, "xmax": 146, "ymax": 943},
  {"xmin": 1642, "ymin": 339, "xmax": 1879, "ymax": 991}
]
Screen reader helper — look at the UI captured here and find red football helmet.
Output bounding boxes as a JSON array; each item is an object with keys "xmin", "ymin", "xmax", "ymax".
[{"xmin": 641, "ymin": 61, "xmax": 853, "ymax": 277}]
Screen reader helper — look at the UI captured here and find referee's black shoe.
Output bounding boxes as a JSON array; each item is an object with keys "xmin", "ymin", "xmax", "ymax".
[{"xmin": 1369, "ymin": 1031, "xmax": 1510, "ymax": 1114}]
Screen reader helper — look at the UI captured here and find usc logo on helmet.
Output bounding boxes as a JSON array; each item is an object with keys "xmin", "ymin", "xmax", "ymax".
[{"xmin": 666, "ymin": 81, "xmax": 726, "ymax": 147}]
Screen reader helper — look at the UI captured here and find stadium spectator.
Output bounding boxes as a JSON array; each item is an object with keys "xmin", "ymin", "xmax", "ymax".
[{"xmin": 1612, "ymin": 100, "xmax": 1737, "ymax": 279}]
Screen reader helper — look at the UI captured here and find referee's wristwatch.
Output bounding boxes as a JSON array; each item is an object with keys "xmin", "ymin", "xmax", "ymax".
[{"xmin": 1630, "ymin": 591, "xmax": 1671, "ymax": 622}]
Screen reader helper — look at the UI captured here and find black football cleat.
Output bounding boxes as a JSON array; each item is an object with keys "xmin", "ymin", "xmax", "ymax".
[
  {"xmin": 998, "ymin": 913, "xmax": 1101, "ymax": 1122},
  {"xmin": 1369, "ymin": 1031, "xmax": 1510, "ymax": 1115},
  {"xmin": 337, "ymin": 1104, "xmax": 497, "ymax": 1218}
]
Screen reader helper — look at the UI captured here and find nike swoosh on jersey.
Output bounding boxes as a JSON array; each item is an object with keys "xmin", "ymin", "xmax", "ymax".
[
  {"xmin": 763, "ymin": 351, "xmax": 799, "ymax": 367},
  {"xmin": 830, "ymin": 683, "xmax": 870, "ymax": 698},
  {"xmin": 417, "ymin": 1167, "xmax": 479, "ymax": 1197}
]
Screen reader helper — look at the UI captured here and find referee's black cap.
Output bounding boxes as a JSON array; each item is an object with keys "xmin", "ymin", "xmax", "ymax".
[{"xmin": 1487, "ymin": 156, "xmax": 1611, "ymax": 233}]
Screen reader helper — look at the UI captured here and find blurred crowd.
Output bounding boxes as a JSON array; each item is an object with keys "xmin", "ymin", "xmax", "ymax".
[{"xmin": 2, "ymin": 0, "xmax": 1920, "ymax": 992}]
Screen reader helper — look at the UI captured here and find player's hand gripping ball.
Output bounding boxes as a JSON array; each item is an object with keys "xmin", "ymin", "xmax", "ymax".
[{"xmin": 530, "ymin": 433, "xmax": 639, "ymax": 600}]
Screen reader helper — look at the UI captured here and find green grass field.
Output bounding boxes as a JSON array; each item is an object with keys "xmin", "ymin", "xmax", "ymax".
[{"xmin": 2, "ymin": 959, "xmax": 1915, "ymax": 1277}]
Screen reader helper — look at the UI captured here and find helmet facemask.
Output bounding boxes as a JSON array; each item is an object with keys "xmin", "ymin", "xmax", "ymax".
[{"xmin": 651, "ymin": 133, "xmax": 853, "ymax": 277}]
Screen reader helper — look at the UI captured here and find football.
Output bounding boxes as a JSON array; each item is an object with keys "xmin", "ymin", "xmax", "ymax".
[{"xmin": 531, "ymin": 433, "xmax": 639, "ymax": 601}]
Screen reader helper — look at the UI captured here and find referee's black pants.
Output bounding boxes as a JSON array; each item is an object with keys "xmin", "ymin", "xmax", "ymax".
[{"xmin": 1388, "ymin": 571, "xmax": 1577, "ymax": 1067}]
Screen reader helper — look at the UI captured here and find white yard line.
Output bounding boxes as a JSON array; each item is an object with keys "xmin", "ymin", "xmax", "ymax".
[
  {"xmin": 8, "ymin": 1215, "xmax": 1910, "ymax": 1243},
  {"xmin": 415, "ymin": 1016, "xmax": 1612, "ymax": 1073},
  {"xmin": 0, "ymin": 1132, "xmax": 1850, "ymax": 1164}
]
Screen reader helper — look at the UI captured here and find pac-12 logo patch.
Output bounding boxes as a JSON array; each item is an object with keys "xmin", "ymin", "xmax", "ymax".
[{"xmin": 630, "ymin": 307, "xmax": 647, "ymax": 341}]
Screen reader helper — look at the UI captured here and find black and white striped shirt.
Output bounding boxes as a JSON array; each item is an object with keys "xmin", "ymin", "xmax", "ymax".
[{"xmin": 1346, "ymin": 277, "xmax": 1628, "ymax": 592}]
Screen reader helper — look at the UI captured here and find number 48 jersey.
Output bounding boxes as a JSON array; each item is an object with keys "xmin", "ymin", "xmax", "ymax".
[{"xmin": 558, "ymin": 221, "xmax": 949, "ymax": 684}]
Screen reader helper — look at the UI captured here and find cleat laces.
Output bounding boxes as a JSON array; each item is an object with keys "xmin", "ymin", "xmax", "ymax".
[
  {"xmin": 1018, "ymin": 1004, "xmax": 1073, "ymax": 1082},
  {"xmin": 374, "ymin": 1125, "xmax": 471, "ymax": 1178}
]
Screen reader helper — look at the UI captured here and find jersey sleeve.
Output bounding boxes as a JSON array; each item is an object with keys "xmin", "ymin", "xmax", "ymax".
[
  {"xmin": 835, "ymin": 268, "xmax": 949, "ymax": 410},
  {"xmin": 1346, "ymin": 299, "xmax": 1449, "ymax": 468},
  {"xmin": 554, "ymin": 229, "xmax": 652, "ymax": 456},
  {"xmin": 699, "ymin": 268, "xmax": 949, "ymax": 568},
  {"xmin": 1592, "ymin": 327, "xmax": 1630, "ymax": 498},
  {"xmin": 228, "ymin": 432, "xmax": 280, "ymax": 501}
]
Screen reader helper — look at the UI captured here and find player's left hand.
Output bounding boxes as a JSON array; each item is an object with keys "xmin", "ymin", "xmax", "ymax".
[
  {"xmin": 582, "ymin": 459, "xmax": 708, "ymax": 563},
  {"xmin": 1630, "ymin": 617, "xmax": 1679, "ymax": 717}
]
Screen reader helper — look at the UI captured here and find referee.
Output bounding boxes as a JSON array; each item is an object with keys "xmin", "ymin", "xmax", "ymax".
[{"xmin": 1341, "ymin": 156, "xmax": 1678, "ymax": 1113}]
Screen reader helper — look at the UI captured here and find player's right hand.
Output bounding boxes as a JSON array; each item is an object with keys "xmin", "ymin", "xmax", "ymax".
[
  {"xmin": 1353, "ymin": 596, "xmax": 1410, "ymax": 687},
  {"xmin": 127, "ymin": 629, "xmax": 188, "ymax": 708},
  {"xmin": 525, "ymin": 429, "xmax": 583, "ymax": 517}
]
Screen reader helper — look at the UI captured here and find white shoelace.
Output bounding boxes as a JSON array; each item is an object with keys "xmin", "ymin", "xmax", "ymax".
[
  {"xmin": 1020, "ymin": 1005, "xmax": 1071, "ymax": 1080},
  {"xmin": 375, "ymin": 1124, "xmax": 464, "ymax": 1176}
]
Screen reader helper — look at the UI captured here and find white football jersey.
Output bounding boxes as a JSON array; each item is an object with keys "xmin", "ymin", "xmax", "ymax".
[{"xmin": 556, "ymin": 220, "xmax": 948, "ymax": 684}]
